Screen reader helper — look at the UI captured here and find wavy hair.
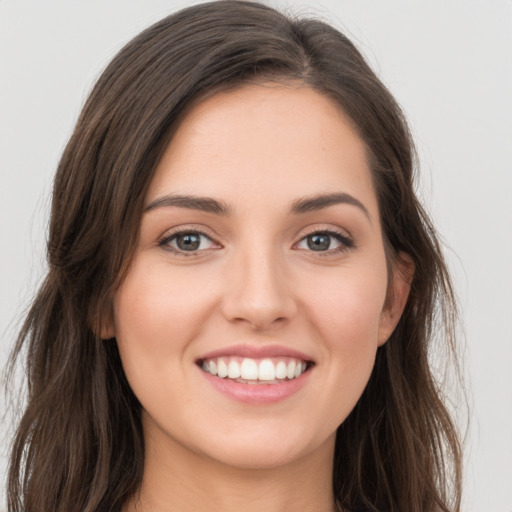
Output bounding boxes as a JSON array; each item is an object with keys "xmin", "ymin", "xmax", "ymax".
[{"xmin": 5, "ymin": 1, "xmax": 463, "ymax": 511}]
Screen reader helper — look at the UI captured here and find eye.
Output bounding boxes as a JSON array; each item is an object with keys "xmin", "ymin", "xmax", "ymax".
[
  {"xmin": 296, "ymin": 230, "xmax": 353, "ymax": 253},
  {"xmin": 158, "ymin": 230, "xmax": 219, "ymax": 255}
]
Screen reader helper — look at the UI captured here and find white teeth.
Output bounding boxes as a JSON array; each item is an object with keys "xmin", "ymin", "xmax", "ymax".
[
  {"xmin": 258, "ymin": 359, "xmax": 275, "ymax": 381},
  {"xmin": 240, "ymin": 358, "xmax": 258, "ymax": 380},
  {"xmin": 286, "ymin": 360, "xmax": 296, "ymax": 379},
  {"xmin": 275, "ymin": 361, "xmax": 287, "ymax": 379},
  {"xmin": 217, "ymin": 359, "xmax": 228, "ymax": 378},
  {"xmin": 201, "ymin": 356, "xmax": 309, "ymax": 382},
  {"xmin": 227, "ymin": 360, "xmax": 241, "ymax": 379}
]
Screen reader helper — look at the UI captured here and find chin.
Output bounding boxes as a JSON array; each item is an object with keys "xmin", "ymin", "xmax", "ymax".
[{"xmin": 194, "ymin": 423, "xmax": 336, "ymax": 471}]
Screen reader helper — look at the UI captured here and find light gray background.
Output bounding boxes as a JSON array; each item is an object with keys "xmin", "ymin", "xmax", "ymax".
[{"xmin": 1, "ymin": 1, "xmax": 511, "ymax": 510}]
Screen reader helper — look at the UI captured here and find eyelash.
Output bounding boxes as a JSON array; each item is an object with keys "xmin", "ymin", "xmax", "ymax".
[
  {"xmin": 157, "ymin": 228, "xmax": 354, "ymax": 257},
  {"xmin": 158, "ymin": 229, "xmax": 216, "ymax": 257},
  {"xmin": 296, "ymin": 228, "xmax": 354, "ymax": 256}
]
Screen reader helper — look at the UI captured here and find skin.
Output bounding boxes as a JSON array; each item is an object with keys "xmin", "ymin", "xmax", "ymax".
[{"xmin": 108, "ymin": 83, "xmax": 411, "ymax": 512}]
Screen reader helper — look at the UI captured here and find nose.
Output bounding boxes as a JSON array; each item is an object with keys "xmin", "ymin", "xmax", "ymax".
[{"xmin": 221, "ymin": 245, "xmax": 297, "ymax": 331}]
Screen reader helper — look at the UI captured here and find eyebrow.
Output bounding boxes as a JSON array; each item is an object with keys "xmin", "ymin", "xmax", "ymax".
[
  {"xmin": 290, "ymin": 192, "xmax": 371, "ymax": 220},
  {"xmin": 144, "ymin": 191, "xmax": 370, "ymax": 220},
  {"xmin": 144, "ymin": 194, "xmax": 232, "ymax": 215}
]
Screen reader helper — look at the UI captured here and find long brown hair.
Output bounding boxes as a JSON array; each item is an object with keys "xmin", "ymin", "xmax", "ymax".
[{"xmin": 5, "ymin": 1, "xmax": 463, "ymax": 511}]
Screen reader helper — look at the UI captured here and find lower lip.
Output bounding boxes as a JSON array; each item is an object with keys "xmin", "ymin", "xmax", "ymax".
[{"xmin": 198, "ymin": 366, "xmax": 312, "ymax": 404}]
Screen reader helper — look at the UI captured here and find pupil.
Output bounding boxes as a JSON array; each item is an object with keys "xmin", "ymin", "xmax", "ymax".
[
  {"xmin": 177, "ymin": 233, "xmax": 200, "ymax": 251},
  {"xmin": 308, "ymin": 234, "xmax": 330, "ymax": 251}
]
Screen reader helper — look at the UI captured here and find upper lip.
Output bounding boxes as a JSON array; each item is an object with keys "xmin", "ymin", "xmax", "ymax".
[{"xmin": 197, "ymin": 344, "xmax": 315, "ymax": 363}]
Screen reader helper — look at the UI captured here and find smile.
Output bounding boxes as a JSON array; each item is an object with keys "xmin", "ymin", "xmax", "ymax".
[
  {"xmin": 200, "ymin": 356, "xmax": 309, "ymax": 384},
  {"xmin": 196, "ymin": 345, "xmax": 314, "ymax": 403}
]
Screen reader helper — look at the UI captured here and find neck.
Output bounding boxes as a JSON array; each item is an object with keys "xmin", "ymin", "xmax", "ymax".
[{"xmin": 124, "ymin": 422, "xmax": 337, "ymax": 512}]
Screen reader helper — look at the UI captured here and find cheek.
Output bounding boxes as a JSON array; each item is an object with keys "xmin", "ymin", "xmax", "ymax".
[
  {"xmin": 114, "ymin": 259, "xmax": 217, "ymax": 346},
  {"xmin": 299, "ymin": 259, "xmax": 388, "ymax": 377},
  {"xmin": 112, "ymin": 259, "xmax": 217, "ymax": 407},
  {"xmin": 111, "ymin": 266, "xmax": 195, "ymax": 400},
  {"xmin": 302, "ymin": 266, "xmax": 387, "ymax": 421},
  {"xmin": 306, "ymin": 262, "xmax": 387, "ymax": 337}
]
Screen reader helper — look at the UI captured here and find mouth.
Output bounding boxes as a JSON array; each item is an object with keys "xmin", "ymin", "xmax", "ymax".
[
  {"xmin": 195, "ymin": 345, "xmax": 315, "ymax": 403},
  {"xmin": 198, "ymin": 356, "xmax": 313, "ymax": 385}
]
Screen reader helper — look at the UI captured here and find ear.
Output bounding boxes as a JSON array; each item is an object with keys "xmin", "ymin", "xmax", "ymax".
[{"xmin": 377, "ymin": 251, "xmax": 414, "ymax": 346}]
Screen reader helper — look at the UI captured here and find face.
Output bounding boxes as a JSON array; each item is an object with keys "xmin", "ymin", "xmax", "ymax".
[{"xmin": 108, "ymin": 83, "xmax": 409, "ymax": 471}]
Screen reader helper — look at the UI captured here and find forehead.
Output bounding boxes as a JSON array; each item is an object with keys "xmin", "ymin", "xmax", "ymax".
[{"xmin": 147, "ymin": 83, "xmax": 378, "ymax": 218}]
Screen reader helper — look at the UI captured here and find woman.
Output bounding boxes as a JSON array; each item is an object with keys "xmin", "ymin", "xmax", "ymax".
[{"xmin": 5, "ymin": 1, "xmax": 463, "ymax": 511}]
